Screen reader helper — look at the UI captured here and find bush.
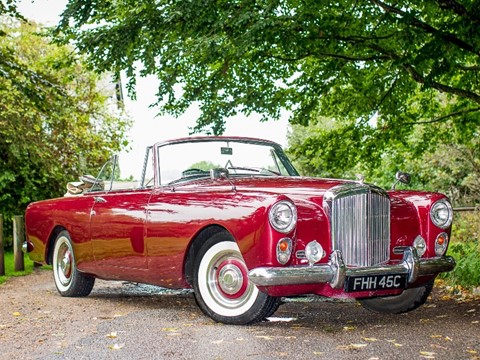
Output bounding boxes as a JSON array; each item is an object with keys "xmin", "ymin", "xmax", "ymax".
[{"xmin": 439, "ymin": 211, "xmax": 480, "ymax": 289}]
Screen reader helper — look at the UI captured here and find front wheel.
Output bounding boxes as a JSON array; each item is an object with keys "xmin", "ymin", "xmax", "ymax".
[
  {"xmin": 358, "ymin": 280, "xmax": 434, "ymax": 314},
  {"xmin": 52, "ymin": 230, "xmax": 95, "ymax": 297},
  {"xmin": 193, "ymin": 232, "xmax": 281, "ymax": 325}
]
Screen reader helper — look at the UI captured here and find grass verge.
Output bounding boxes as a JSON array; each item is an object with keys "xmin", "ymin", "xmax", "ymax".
[{"xmin": 0, "ymin": 251, "xmax": 49, "ymax": 285}]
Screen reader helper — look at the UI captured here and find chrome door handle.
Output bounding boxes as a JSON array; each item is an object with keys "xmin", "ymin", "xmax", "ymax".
[{"xmin": 94, "ymin": 196, "xmax": 107, "ymax": 203}]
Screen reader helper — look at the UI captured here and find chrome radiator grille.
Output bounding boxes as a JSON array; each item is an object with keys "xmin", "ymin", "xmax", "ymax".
[{"xmin": 325, "ymin": 184, "xmax": 390, "ymax": 267}]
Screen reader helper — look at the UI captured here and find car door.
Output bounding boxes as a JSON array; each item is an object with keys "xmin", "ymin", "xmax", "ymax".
[{"xmin": 90, "ymin": 189, "xmax": 151, "ymax": 269}]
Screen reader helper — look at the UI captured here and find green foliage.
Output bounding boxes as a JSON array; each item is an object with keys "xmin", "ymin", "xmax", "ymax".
[
  {"xmin": 53, "ymin": 1, "xmax": 480, "ymax": 136},
  {"xmin": 288, "ymin": 113, "xmax": 480, "ymax": 206},
  {"xmin": 189, "ymin": 161, "xmax": 222, "ymax": 171},
  {"xmin": 417, "ymin": 140, "xmax": 480, "ymax": 206},
  {"xmin": 0, "ymin": 0, "xmax": 25, "ymax": 20},
  {"xmin": 52, "ymin": 1, "xmax": 480, "ymax": 205},
  {"xmin": 0, "ymin": 20, "xmax": 131, "ymax": 243},
  {"xmin": 443, "ymin": 240, "xmax": 480, "ymax": 288},
  {"xmin": 439, "ymin": 212, "xmax": 480, "ymax": 289}
]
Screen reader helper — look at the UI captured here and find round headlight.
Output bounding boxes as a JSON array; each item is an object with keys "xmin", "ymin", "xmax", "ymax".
[
  {"xmin": 269, "ymin": 200, "xmax": 297, "ymax": 233},
  {"xmin": 430, "ymin": 199, "xmax": 453, "ymax": 229}
]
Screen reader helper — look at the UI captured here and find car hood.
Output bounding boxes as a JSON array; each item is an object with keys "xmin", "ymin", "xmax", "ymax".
[
  {"xmin": 229, "ymin": 176, "xmax": 352, "ymax": 198},
  {"xmin": 176, "ymin": 175, "xmax": 421, "ymax": 209}
]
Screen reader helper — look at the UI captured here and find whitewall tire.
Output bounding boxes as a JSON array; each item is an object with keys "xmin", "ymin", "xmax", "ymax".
[
  {"xmin": 193, "ymin": 232, "xmax": 280, "ymax": 324},
  {"xmin": 52, "ymin": 230, "xmax": 95, "ymax": 297}
]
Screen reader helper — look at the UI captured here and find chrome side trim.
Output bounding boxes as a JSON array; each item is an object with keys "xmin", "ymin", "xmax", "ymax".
[{"xmin": 248, "ymin": 247, "xmax": 456, "ymax": 288}]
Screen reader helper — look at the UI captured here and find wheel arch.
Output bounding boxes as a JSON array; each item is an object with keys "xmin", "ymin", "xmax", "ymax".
[
  {"xmin": 46, "ymin": 226, "xmax": 68, "ymax": 265},
  {"xmin": 184, "ymin": 225, "xmax": 231, "ymax": 286}
]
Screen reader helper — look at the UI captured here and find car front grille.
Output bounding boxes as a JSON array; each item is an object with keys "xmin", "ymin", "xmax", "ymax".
[{"xmin": 324, "ymin": 183, "xmax": 391, "ymax": 267}]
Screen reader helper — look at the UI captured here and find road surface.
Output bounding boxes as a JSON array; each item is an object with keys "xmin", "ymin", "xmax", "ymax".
[{"xmin": 0, "ymin": 269, "xmax": 478, "ymax": 359}]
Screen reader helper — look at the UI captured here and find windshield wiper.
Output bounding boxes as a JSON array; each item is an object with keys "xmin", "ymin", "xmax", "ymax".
[{"xmin": 227, "ymin": 166, "xmax": 280, "ymax": 176}]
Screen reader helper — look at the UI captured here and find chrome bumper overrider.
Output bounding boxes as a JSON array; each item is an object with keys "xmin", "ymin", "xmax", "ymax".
[{"xmin": 248, "ymin": 247, "xmax": 456, "ymax": 289}]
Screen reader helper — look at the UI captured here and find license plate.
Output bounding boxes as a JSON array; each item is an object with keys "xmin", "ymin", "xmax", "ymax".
[{"xmin": 345, "ymin": 274, "xmax": 407, "ymax": 292}]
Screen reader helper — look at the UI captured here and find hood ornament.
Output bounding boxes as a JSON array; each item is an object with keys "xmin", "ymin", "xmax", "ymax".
[{"xmin": 355, "ymin": 174, "xmax": 365, "ymax": 184}]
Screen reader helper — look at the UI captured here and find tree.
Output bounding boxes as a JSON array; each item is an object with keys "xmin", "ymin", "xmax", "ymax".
[
  {"xmin": 51, "ymin": 0, "xmax": 480, "ymax": 204},
  {"xmin": 0, "ymin": 1, "xmax": 54, "ymax": 113},
  {"xmin": 0, "ymin": 0, "xmax": 24, "ymax": 19},
  {"xmin": 287, "ymin": 112, "xmax": 480, "ymax": 205},
  {"xmin": 53, "ymin": 0, "xmax": 479, "ymax": 135},
  {"xmin": 0, "ymin": 19, "xmax": 131, "ymax": 243}
]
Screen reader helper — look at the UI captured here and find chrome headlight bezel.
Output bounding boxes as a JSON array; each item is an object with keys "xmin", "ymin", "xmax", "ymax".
[
  {"xmin": 430, "ymin": 199, "xmax": 453, "ymax": 229},
  {"xmin": 269, "ymin": 200, "xmax": 297, "ymax": 234}
]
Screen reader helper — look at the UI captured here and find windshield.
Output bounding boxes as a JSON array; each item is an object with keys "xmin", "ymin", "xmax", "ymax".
[{"xmin": 157, "ymin": 139, "xmax": 298, "ymax": 186}]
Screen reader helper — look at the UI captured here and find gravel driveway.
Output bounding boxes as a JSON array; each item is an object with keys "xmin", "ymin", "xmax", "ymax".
[{"xmin": 1, "ymin": 269, "xmax": 478, "ymax": 359}]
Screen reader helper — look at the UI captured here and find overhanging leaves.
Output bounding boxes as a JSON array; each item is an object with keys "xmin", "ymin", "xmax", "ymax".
[{"xmin": 53, "ymin": 0, "xmax": 480, "ymax": 135}]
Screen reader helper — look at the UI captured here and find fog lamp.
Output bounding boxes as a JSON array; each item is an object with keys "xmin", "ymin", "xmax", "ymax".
[
  {"xmin": 276, "ymin": 238, "xmax": 292, "ymax": 265},
  {"xmin": 435, "ymin": 232, "xmax": 449, "ymax": 256},
  {"xmin": 413, "ymin": 235, "xmax": 427, "ymax": 257},
  {"xmin": 305, "ymin": 240, "xmax": 325, "ymax": 266}
]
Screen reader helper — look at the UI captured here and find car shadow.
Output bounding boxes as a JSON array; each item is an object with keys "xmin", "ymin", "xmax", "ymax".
[{"xmin": 84, "ymin": 282, "xmax": 476, "ymax": 331}]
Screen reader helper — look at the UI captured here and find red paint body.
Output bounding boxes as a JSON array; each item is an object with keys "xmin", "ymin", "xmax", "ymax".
[{"xmin": 25, "ymin": 137, "xmax": 452, "ymax": 299}]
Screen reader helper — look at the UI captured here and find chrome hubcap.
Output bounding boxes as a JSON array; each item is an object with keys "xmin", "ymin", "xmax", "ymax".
[
  {"xmin": 61, "ymin": 251, "xmax": 71, "ymax": 277},
  {"xmin": 56, "ymin": 241, "xmax": 73, "ymax": 286},
  {"xmin": 218, "ymin": 264, "xmax": 243, "ymax": 295},
  {"xmin": 207, "ymin": 252, "xmax": 253, "ymax": 307}
]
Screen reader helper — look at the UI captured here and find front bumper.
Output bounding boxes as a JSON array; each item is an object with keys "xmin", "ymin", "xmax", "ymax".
[
  {"xmin": 22, "ymin": 241, "xmax": 33, "ymax": 254},
  {"xmin": 248, "ymin": 247, "xmax": 456, "ymax": 289}
]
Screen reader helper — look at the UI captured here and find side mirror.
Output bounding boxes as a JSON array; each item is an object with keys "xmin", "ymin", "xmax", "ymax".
[
  {"xmin": 396, "ymin": 171, "xmax": 411, "ymax": 184},
  {"xmin": 392, "ymin": 171, "xmax": 411, "ymax": 190}
]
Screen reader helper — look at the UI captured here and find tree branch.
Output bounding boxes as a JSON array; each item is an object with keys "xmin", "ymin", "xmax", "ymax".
[
  {"xmin": 370, "ymin": 0, "xmax": 479, "ymax": 56},
  {"xmin": 436, "ymin": 0, "xmax": 480, "ymax": 23},
  {"xmin": 402, "ymin": 63, "xmax": 480, "ymax": 104},
  {"xmin": 263, "ymin": 50, "xmax": 389, "ymax": 63},
  {"xmin": 367, "ymin": 43, "xmax": 480, "ymax": 104},
  {"xmin": 400, "ymin": 107, "xmax": 480, "ymax": 125},
  {"xmin": 377, "ymin": 75, "xmax": 399, "ymax": 108}
]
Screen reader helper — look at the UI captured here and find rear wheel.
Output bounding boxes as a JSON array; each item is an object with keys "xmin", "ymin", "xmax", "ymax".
[
  {"xmin": 193, "ymin": 232, "xmax": 281, "ymax": 324},
  {"xmin": 52, "ymin": 230, "xmax": 95, "ymax": 297},
  {"xmin": 358, "ymin": 280, "xmax": 434, "ymax": 314}
]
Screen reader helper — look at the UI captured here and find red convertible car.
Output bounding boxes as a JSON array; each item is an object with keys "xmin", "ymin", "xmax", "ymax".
[{"xmin": 24, "ymin": 136, "xmax": 455, "ymax": 324}]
